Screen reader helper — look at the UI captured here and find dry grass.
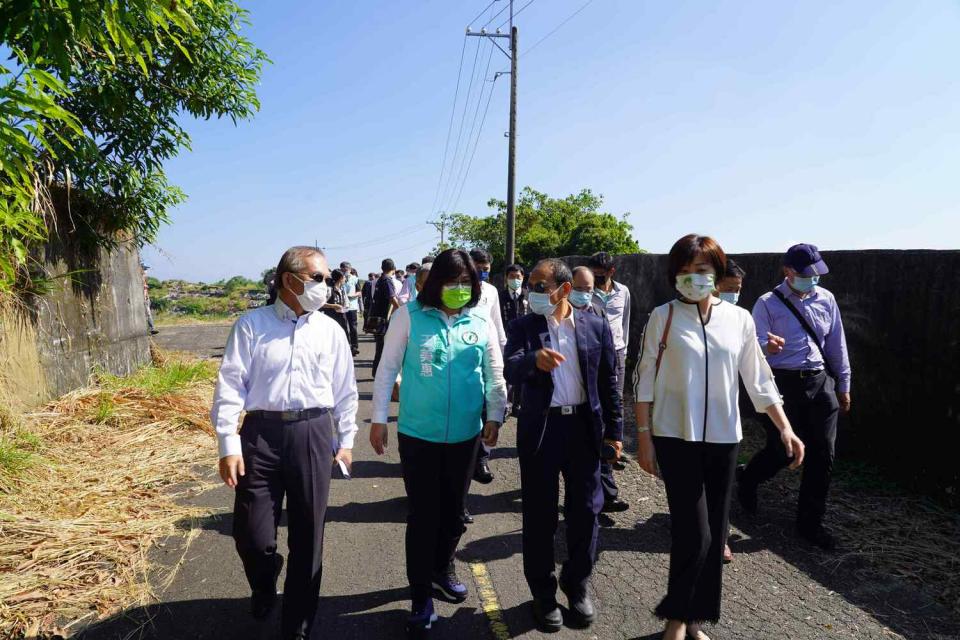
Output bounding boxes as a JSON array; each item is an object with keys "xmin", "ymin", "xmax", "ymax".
[{"xmin": 0, "ymin": 350, "xmax": 219, "ymax": 639}]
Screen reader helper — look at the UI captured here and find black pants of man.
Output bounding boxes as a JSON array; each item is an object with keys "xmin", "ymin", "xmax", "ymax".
[
  {"xmin": 233, "ymin": 411, "xmax": 333, "ymax": 639},
  {"xmin": 740, "ymin": 369, "xmax": 839, "ymax": 529},
  {"xmin": 653, "ymin": 436, "xmax": 738, "ymax": 623},
  {"xmin": 398, "ymin": 432, "xmax": 479, "ymax": 601},
  {"xmin": 344, "ymin": 310, "xmax": 359, "ymax": 351},
  {"xmin": 372, "ymin": 331, "xmax": 386, "ymax": 378},
  {"xmin": 519, "ymin": 411, "xmax": 602, "ymax": 601},
  {"xmin": 600, "ymin": 348, "xmax": 627, "ymax": 504}
]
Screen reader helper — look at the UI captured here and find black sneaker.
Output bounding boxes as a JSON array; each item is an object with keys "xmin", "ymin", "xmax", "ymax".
[
  {"xmin": 461, "ymin": 507, "xmax": 474, "ymax": 525},
  {"xmin": 797, "ymin": 524, "xmax": 838, "ymax": 551}
]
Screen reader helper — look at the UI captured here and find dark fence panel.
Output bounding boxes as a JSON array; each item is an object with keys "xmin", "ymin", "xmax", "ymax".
[{"xmin": 564, "ymin": 250, "xmax": 960, "ymax": 502}]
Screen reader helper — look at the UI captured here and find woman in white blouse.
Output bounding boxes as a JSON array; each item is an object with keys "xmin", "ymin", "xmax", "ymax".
[{"xmin": 633, "ymin": 234, "xmax": 805, "ymax": 640}]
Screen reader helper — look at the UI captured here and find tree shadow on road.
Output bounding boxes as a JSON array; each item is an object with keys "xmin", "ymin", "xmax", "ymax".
[{"xmin": 75, "ymin": 587, "xmax": 453, "ymax": 640}]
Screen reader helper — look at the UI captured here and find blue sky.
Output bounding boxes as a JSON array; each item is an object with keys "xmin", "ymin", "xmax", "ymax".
[{"xmin": 143, "ymin": 0, "xmax": 960, "ymax": 282}]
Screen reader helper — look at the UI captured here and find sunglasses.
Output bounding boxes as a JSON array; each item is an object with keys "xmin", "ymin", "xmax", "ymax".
[
  {"xmin": 530, "ymin": 281, "xmax": 558, "ymax": 294},
  {"xmin": 293, "ymin": 272, "xmax": 327, "ymax": 283}
]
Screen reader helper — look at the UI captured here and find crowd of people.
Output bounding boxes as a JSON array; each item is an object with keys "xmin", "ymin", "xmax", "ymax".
[{"xmin": 210, "ymin": 236, "xmax": 851, "ymax": 640}]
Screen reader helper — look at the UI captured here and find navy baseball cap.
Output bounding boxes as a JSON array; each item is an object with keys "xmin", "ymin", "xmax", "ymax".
[{"xmin": 784, "ymin": 244, "xmax": 829, "ymax": 276}]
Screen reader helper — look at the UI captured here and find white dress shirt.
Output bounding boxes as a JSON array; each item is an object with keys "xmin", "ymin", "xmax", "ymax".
[
  {"xmin": 397, "ymin": 273, "xmax": 414, "ymax": 304},
  {"xmin": 478, "ymin": 281, "xmax": 507, "ymax": 349},
  {"xmin": 545, "ymin": 309, "xmax": 587, "ymax": 407},
  {"xmin": 372, "ymin": 303, "xmax": 507, "ymax": 425},
  {"xmin": 593, "ymin": 280, "xmax": 631, "ymax": 353},
  {"xmin": 633, "ymin": 298, "xmax": 782, "ymax": 443},
  {"xmin": 211, "ymin": 298, "xmax": 359, "ymax": 458}
]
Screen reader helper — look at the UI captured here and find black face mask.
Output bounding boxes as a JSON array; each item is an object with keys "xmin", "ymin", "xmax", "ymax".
[{"xmin": 595, "ymin": 274, "xmax": 609, "ymax": 286}]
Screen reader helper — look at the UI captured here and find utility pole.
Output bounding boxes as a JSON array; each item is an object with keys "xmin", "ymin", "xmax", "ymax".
[
  {"xmin": 467, "ymin": 0, "xmax": 517, "ymax": 265},
  {"xmin": 428, "ymin": 214, "xmax": 449, "ymax": 249},
  {"xmin": 505, "ymin": 24, "xmax": 518, "ymax": 267}
]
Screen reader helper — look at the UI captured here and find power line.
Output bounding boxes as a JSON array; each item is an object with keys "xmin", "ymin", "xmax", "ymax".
[
  {"xmin": 480, "ymin": 1, "xmax": 512, "ymax": 30},
  {"xmin": 467, "ymin": 0, "xmax": 499, "ymax": 28},
  {"xmin": 449, "ymin": 73, "xmax": 501, "ymax": 216},
  {"xmin": 429, "ymin": 36, "xmax": 468, "ymax": 218},
  {"xmin": 523, "ymin": 0, "xmax": 598, "ymax": 56},
  {"xmin": 445, "ymin": 41, "xmax": 496, "ymax": 215},
  {"xmin": 322, "ymin": 223, "xmax": 429, "ymax": 251},
  {"xmin": 497, "ymin": 0, "xmax": 536, "ymax": 30},
  {"xmin": 437, "ymin": 35, "xmax": 485, "ymax": 215}
]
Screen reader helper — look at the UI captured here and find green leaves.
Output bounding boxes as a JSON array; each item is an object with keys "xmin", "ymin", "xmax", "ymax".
[
  {"xmin": 445, "ymin": 187, "xmax": 642, "ymax": 270},
  {"xmin": 0, "ymin": 0, "xmax": 267, "ymax": 298}
]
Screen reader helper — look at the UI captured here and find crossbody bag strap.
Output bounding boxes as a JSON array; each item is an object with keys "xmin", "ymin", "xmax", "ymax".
[
  {"xmin": 772, "ymin": 289, "xmax": 835, "ymax": 379},
  {"xmin": 655, "ymin": 302, "xmax": 675, "ymax": 377}
]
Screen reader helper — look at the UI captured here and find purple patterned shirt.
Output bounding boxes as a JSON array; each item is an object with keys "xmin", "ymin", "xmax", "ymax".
[{"xmin": 752, "ymin": 280, "xmax": 851, "ymax": 393}]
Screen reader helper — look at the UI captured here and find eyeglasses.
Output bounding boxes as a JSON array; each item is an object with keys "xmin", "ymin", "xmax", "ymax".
[
  {"xmin": 293, "ymin": 272, "xmax": 326, "ymax": 283},
  {"xmin": 530, "ymin": 281, "xmax": 558, "ymax": 294}
]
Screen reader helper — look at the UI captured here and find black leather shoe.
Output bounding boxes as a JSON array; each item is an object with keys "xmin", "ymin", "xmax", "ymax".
[
  {"xmin": 797, "ymin": 524, "xmax": 838, "ymax": 551},
  {"xmin": 532, "ymin": 598, "xmax": 563, "ymax": 632},
  {"xmin": 601, "ymin": 498, "xmax": 630, "ymax": 513},
  {"xmin": 251, "ymin": 554, "xmax": 284, "ymax": 619},
  {"xmin": 461, "ymin": 507, "xmax": 474, "ymax": 524},
  {"xmin": 736, "ymin": 466, "xmax": 758, "ymax": 515},
  {"xmin": 562, "ymin": 589, "xmax": 595, "ymax": 628},
  {"xmin": 473, "ymin": 458, "xmax": 494, "ymax": 484}
]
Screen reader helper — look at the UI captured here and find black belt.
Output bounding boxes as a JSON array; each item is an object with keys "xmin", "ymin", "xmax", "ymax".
[
  {"xmin": 548, "ymin": 403, "xmax": 589, "ymax": 416},
  {"xmin": 246, "ymin": 407, "xmax": 330, "ymax": 422},
  {"xmin": 772, "ymin": 368, "xmax": 825, "ymax": 379}
]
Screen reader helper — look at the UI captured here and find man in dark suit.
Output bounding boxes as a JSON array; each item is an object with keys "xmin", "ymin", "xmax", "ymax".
[
  {"xmin": 499, "ymin": 263, "xmax": 527, "ymax": 323},
  {"xmin": 504, "ymin": 258, "xmax": 623, "ymax": 632}
]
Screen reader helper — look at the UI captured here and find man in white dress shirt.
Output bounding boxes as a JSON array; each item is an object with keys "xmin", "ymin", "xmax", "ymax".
[
  {"xmin": 212, "ymin": 246, "xmax": 359, "ymax": 640},
  {"xmin": 468, "ymin": 249, "xmax": 507, "ymax": 489}
]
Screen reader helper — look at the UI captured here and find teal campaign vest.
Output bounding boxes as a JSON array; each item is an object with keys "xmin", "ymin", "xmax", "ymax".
[{"xmin": 399, "ymin": 301, "xmax": 489, "ymax": 443}]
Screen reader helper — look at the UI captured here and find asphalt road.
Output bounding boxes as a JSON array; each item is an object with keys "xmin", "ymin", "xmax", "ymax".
[{"xmin": 77, "ymin": 324, "xmax": 952, "ymax": 640}]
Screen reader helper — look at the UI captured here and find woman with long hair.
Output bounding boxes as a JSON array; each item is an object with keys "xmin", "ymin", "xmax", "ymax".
[{"xmin": 370, "ymin": 248, "xmax": 507, "ymax": 638}]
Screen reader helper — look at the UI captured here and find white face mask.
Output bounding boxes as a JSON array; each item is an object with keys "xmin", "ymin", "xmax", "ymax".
[
  {"xmin": 718, "ymin": 291, "xmax": 740, "ymax": 305},
  {"xmin": 675, "ymin": 273, "xmax": 716, "ymax": 302},
  {"xmin": 289, "ymin": 275, "xmax": 328, "ymax": 312}
]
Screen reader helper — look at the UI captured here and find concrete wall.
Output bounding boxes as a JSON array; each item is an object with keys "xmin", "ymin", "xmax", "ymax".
[
  {"xmin": 0, "ymin": 242, "xmax": 151, "ymax": 407},
  {"xmin": 565, "ymin": 250, "xmax": 960, "ymax": 501}
]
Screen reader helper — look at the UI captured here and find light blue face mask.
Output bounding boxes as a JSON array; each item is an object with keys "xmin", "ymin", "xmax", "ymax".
[
  {"xmin": 569, "ymin": 290, "xmax": 593, "ymax": 308},
  {"xmin": 718, "ymin": 292, "xmax": 740, "ymax": 305},
  {"xmin": 528, "ymin": 291, "xmax": 558, "ymax": 316},
  {"xmin": 791, "ymin": 275, "xmax": 820, "ymax": 293}
]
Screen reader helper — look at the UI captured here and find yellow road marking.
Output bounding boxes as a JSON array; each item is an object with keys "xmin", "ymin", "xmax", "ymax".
[{"xmin": 469, "ymin": 560, "xmax": 511, "ymax": 640}]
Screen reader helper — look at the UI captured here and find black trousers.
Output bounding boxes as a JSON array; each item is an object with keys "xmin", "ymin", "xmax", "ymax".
[
  {"xmin": 653, "ymin": 436, "xmax": 738, "ymax": 624},
  {"xmin": 398, "ymin": 432, "xmax": 479, "ymax": 601},
  {"xmin": 233, "ymin": 411, "xmax": 333, "ymax": 639},
  {"xmin": 372, "ymin": 332, "xmax": 386, "ymax": 377},
  {"xmin": 344, "ymin": 310, "xmax": 359, "ymax": 350},
  {"xmin": 740, "ymin": 370, "xmax": 839, "ymax": 528},
  {"xmin": 601, "ymin": 348, "xmax": 627, "ymax": 503},
  {"xmin": 519, "ymin": 412, "xmax": 602, "ymax": 600}
]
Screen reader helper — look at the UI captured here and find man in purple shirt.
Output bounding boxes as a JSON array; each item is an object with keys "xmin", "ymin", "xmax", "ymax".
[{"xmin": 737, "ymin": 244, "xmax": 851, "ymax": 551}]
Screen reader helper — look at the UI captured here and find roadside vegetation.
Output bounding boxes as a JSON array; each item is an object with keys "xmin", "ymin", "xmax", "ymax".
[
  {"xmin": 0, "ymin": 349, "xmax": 217, "ymax": 639},
  {"xmin": 149, "ymin": 275, "xmax": 268, "ymax": 325}
]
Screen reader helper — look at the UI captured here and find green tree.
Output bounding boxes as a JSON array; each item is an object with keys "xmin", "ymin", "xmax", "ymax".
[
  {"xmin": 0, "ymin": 1, "xmax": 267, "ymax": 297},
  {"xmin": 443, "ymin": 187, "xmax": 642, "ymax": 270}
]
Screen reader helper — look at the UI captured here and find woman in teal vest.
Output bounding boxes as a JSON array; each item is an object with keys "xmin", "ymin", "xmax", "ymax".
[{"xmin": 371, "ymin": 248, "xmax": 507, "ymax": 638}]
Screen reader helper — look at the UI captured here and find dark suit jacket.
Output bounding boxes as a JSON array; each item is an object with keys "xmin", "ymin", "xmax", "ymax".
[
  {"xmin": 499, "ymin": 287, "xmax": 527, "ymax": 324},
  {"xmin": 504, "ymin": 308, "xmax": 623, "ymax": 455}
]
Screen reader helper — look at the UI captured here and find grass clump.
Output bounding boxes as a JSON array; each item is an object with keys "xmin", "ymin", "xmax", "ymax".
[{"xmin": 0, "ymin": 349, "xmax": 218, "ymax": 638}]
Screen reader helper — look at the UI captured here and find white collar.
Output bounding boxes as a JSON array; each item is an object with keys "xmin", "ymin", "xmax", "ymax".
[{"xmin": 273, "ymin": 297, "xmax": 301, "ymax": 322}]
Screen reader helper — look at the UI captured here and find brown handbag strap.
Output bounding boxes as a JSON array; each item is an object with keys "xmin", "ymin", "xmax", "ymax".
[{"xmin": 655, "ymin": 303, "xmax": 675, "ymax": 377}]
